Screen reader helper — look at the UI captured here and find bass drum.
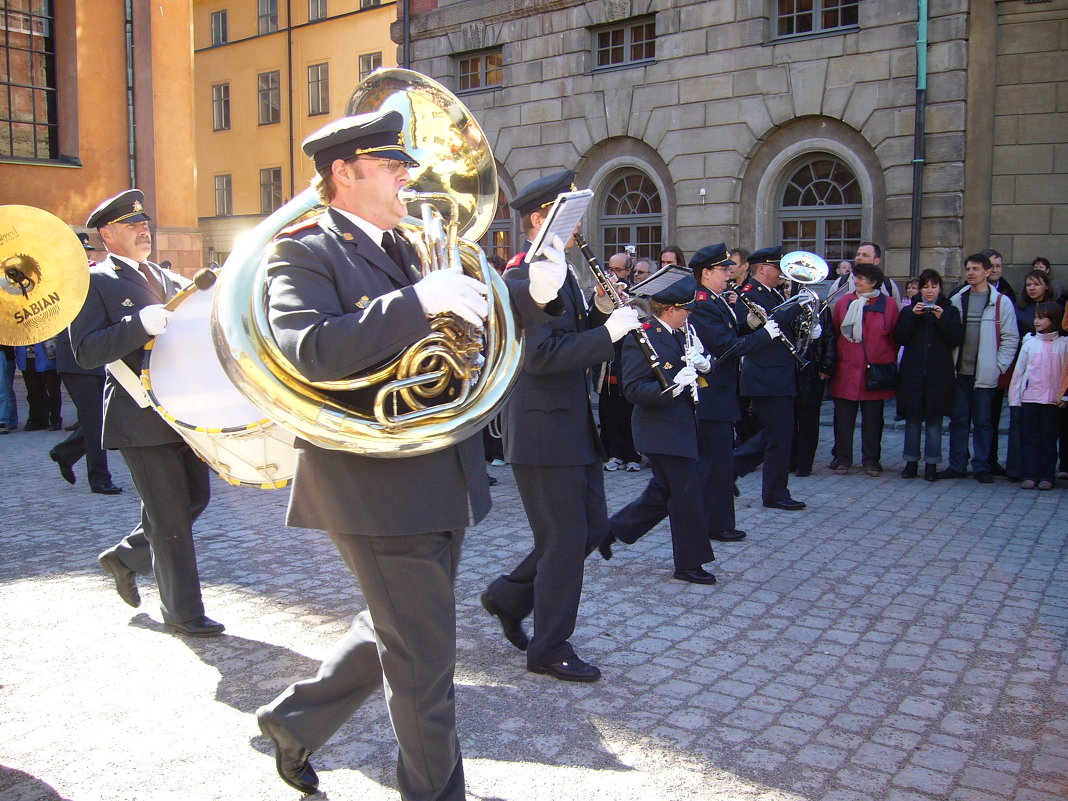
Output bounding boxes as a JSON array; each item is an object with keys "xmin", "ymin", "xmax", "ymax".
[{"xmin": 142, "ymin": 278, "xmax": 296, "ymax": 489}]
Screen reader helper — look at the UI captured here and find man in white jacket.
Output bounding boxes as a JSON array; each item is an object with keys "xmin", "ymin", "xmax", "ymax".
[{"xmin": 940, "ymin": 253, "xmax": 1019, "ymax": 482}]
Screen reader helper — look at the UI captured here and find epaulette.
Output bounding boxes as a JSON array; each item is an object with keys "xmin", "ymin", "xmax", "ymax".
[
  {"xmin": 279, "ymin": 213, "xmax": 323, "ymax": 238},
  {"xmin": 740, "ymin": 282, "xmax": 754, "ymax": 293},
  {"xmin": 696, "ymin": 290, "xmax": 709, "ymax": 302},
  {"xmin": 506, "ymin": 252, "xmax": 527, "ymax": 269}
]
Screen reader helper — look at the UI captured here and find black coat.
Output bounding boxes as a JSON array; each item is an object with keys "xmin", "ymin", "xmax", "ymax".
[
  {"xmin": 795, "ymin": 306, "xmax": 837, "ymax": 407},
  {"xmin": 892, "ymin": 295, "xmax": 964, "ymax": 417}
]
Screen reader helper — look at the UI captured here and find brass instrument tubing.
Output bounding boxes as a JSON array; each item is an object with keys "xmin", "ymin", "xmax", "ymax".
[{"xmin": 726, "ymin": 278, "xmax": 809, "ymax": 368}]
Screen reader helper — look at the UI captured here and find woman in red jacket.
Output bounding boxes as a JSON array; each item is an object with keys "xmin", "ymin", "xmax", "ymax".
[{"xmin": 829, "ymin": 263, "xmax": 901, "ymax": 476}]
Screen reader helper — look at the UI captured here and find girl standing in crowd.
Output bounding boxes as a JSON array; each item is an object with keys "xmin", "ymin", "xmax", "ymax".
[
  {"xmin": 893, "ymin": 270, "xmax": 964, "ymax": 480},
  {"xmin": 1009, "ymin": 302, "xmax": 1068, "ymax": 490}
]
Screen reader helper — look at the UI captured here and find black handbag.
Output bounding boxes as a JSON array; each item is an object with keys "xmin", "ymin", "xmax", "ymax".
[{"xmin": 862, "ymin": 339, "xmax": 897, "ymax": 390}]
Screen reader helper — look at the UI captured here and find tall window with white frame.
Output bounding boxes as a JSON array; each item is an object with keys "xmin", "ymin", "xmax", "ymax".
[
  {"xmin": 260, "ymin": 167, "xmax": 283, "ymax": 214},
  {"xmin": 776, "ymin": 156, "xmax": 862, "ymax": 262},
  {"xmin": 308, "ymin": 0, "xmax": 327, "ymax": 21},
  {"xmin": 308, "ymin": 63, "xmax": 328, "ymax": 116},
  {"xmin": 775, "ymin": 0, "xmax": 859, "ymax": 37},
  {"xmin": 0, "ymin": 0, "xmax": 58, "ymax": 160},
  {"xmin": 211, "ymin": 83, "xmax": 230, "ymax": 131},
  {"xmin": 210, "ymin": 9, "xmax": 228, "ymax": 45},
  {"xmin": 358, "ymin": 51, "xmax": 381, "ymax": 82},
  {"xmin": 214, "ymin": 174, "xmax": 233, "ymax": 217},
  {"xmin": 457, "ymin": 49, "xmax": 503, "ymax": 92},
  {"xmin": 258, "ymin": 0, "xmax": 278, "ymax": 34},
  {"xmin": 592, "ymin": 17, "xmax": 655, "ymax": 70},
  {"xmin": 599, "ymin": 171, "xmax": 662, "ymax": 263},
  {"xmin": 258, "ymin": 70, "xmax": 280, "ymax": 125}
]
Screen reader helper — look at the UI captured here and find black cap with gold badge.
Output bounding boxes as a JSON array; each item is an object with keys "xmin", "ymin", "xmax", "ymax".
[
  {"xmin": 748, "ymin": 245, "xmax": 784, "ymax": 268},
  {"xmin": 688, "ymin": 243, "xmax": 735, "ymax": 277},
  {"xmin": 509, "ymin": 170, "xmax": 576, "ymax": 217},
  {"xmin": 302, "ymin": 110, "xmax": 419, "ymax": 171},
  {"xmin": 86, "ymin": 189, "xmax": 152, "ymax": 229}
]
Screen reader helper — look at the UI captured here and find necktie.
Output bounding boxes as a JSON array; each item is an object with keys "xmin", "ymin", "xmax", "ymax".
[
  {"xmin": 381, "ymin": 231, "xmax": 415, "ymax": 281},
  {"xmin": 138, "ymin": 262, "xmax": 165, "ymax": 301}
]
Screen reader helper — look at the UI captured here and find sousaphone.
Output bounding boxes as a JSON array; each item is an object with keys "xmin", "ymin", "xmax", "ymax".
[{"xmin": 210, "ymin": 69, "xmax": 521, "ymax": 457}]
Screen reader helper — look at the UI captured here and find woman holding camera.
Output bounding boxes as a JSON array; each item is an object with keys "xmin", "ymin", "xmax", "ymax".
[{"xmin": 892, "ymin": 270, "xmax": 964, "ymax": 480}]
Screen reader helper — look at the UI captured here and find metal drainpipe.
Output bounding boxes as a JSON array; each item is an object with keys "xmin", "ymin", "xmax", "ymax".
[
  {"xmin": 908, "ymin": 0, "xmax": 929, "ymax": 278},
  {"xmin": 124, "ymin": 0, "xmax": 135, "ymax": 186},
  {"xmin": 402, "ymin": 0, "xmax": 411, "ymax": 69},
  {"xmin": 287, "ymin": 0, "xmax": 295, "ymax": 199}
]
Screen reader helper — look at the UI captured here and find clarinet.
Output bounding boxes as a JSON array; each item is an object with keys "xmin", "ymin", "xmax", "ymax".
[
  {"xmin": 681, "ymin": 322, "xmax": 701, "ymax": 403},
  {"xmin": 573, "ymin": 234, "xmax": 673, "ymax": 392},
  {"xmin": 726, "ymin": 278, "xmax": 808, "ymax": 368}
]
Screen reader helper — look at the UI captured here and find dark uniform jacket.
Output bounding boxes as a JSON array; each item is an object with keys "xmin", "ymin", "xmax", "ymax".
[
  {"xmin": 501, "ymin": 242, "xmax": 612, "ymax": 466},
  {"xmin": 266, "ymin": 209, "xmax": 548, "ymax": 536},
  {"xmin": 69, "ymin": 256, "xmax": 187, "ymax": 448},
  {"xmin": 622, "ymin": 318, "xmax": 699, "ymax": 459},
  {"xmin": 689, "ymin": 288, "xmax": 771, "ymax": 422},
  {"xmin": 738, "ymin": 280, "xmax": 805, "ymax": 398}
]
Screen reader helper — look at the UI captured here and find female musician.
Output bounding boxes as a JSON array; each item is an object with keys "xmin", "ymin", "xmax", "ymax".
[{"xmin": 599, "ymin": 276, "xmax": 718, "ymax": 584}]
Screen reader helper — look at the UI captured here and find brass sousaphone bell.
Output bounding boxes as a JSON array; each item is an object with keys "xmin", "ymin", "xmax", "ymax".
[{"xmin": 210, "ymin": 69, "xmax": 522, "ymax": 457}]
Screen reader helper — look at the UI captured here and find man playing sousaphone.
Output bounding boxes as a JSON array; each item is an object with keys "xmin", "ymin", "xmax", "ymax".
[{"xmin": 254, "ymin": 110, "xmax": 568, "ymax": 799}]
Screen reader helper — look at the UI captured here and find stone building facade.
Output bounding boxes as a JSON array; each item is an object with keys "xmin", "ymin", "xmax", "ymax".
[{"xmin": 402, "ymin": 0, "xmax": 1068, "ymax": 287}]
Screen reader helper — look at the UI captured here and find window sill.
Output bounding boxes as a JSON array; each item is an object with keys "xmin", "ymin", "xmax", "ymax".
[
  {"xmin": 456, "ymin": 85, "xmax": 502, "ymax": 96},
  {"xmin": 769, "ymin": 26, "xmax": 860, "ymax": 45},
  {"xmin": 0, "ymin": 155, "xmax": 82, "ymax": 167},
  {"xmin": 591, "ymin": 59, "xmax": 655, "ymax": 75}
]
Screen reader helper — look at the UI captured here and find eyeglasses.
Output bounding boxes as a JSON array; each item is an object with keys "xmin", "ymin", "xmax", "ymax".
[
  {"xmin": 357, "ymin": 156, "xmax": 416, "ymax": 174},
  {"xmin": 610, "ymin": 266, "xmax": 630, "ymax": 273},
  {"xmin": 633, "ymin": 270, "xmax": 651, "ymax": 278}
]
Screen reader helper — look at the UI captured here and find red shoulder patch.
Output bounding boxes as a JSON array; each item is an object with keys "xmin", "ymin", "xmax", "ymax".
[
  {"xmin": 279, "ymin": 213, "xmax": 322, "ymax": 237},
  {"xmin": 642, "ymin": 321, "xmax": 652, "ymax": 330},
  {"xmin": 741, "ymin": 282, "xmax": 753, "ymax": 292},
  {"xmin": 506, "ymin": 252, "xmax": 527, "ymax": 269},
  {"xmin": 696, "ymin": 290, "xmax": 708, "ymax": 302}
]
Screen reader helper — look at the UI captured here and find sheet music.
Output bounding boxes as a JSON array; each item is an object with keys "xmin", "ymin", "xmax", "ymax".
[{"xmin": 528, "ymin": 189, "xmax": 594, "ymax": 259}]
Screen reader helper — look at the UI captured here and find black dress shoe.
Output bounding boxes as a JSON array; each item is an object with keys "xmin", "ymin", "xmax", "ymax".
[
  {"xmin": 924, "ymin": 464, "xmax": 938, "ymax": 482},
  {"xmin": 165, "ymin": 615, "xmax": 226, "ymax": 637},
  {"xmin": 47, "ymin": 422, "xmax": 62, "ymax": 431},
  {"xmin": 900, "ymin": 461, "xmax": 918, "ymax": 479},
  {"xmin": 709, "ymin": 529, "xmax": 746, "ymax": 542},
  {"xmin": 597, "ymin": 533, "xmax": 616, "ymax": 561},
  {"xmin": 480, "ymin": 591, "xmax": 529, "ymax": 651},
  {"xmin": 257, "ymin": 707, "xmax": 319, "ymax": 795},
  {"xmin": 528, "ymin": 657, "xmax": 601, "ymax": 682},
  {"xmin": 763, "ymin": 498, "xmax": 806, "ymax": 511},
  {"xmin": 98, "ymin": 550, "xmax": 140, "ymax": 608},
  {"xmin": 936, "ymin": 467, "xmax": 968, "ymax": 479},
  {"xmin": 50, "ymin": 450, "xmax": 76, "ymax": 484},
  {"xmin": 91, "ymin": 483, "xmax": 123, "ymax": 495},
  {"xmin": 673, "ymin": 567, "xmax": 718, "ymax": 585},
  {"xmin": 24, "ymin": 421, "xmax": 46, "ymax": 431},
  {"xmin": 795, "ymin": 467, "xmax": 811, "ymax": 477},
  {"xmin": 975, "ymin": 471, "xmax": 993, "ymax": 484}
]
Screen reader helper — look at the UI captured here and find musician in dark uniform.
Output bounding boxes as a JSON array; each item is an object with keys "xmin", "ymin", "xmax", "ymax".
[
  {"xmin": 689, "ymin": 243, "xmax": 783, "ymax": 540},
  {"xmin": 254, "ymin": 112, "xmax": 565, "ymax": 799},
  {"xmin": 479, "ymin": 169, "xmax": 642, "ymax": 683},
  {"xmin": 69, "ymin": 190, "xmax": 221, "ymax": 634},
  {"xmin": 737, "ymin": 246, "xmax": 807, "ymax": 510},
  {"xmin": 49, "ymin": 234, "xmax": 122, "ymax": 494},
  {"xmin": 598, "ymin": 275, "xmax": 718, "ymax": 584}
]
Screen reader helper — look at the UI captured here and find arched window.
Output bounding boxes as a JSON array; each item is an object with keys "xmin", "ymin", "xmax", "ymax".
[
  {"xmin": 478, "ymin": 190, "xmax": 514, "ymax": 263},
  {"xmin": 776, "ymin": 157, "xmax": 862, "ymax": 262},
  {"xmin": 599, "ymin": 170, "xmax": 662, "ymax": 264}
]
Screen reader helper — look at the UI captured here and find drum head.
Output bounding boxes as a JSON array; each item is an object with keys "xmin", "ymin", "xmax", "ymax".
[{"xmin": 143, "ymin": 282, "xmax": 270, "ymax": 431}]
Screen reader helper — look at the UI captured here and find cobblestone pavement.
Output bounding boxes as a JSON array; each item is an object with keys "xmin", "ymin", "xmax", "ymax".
[{"xmin": 1, "ymin": 419, "xmax": 1066, "ymax": 801}]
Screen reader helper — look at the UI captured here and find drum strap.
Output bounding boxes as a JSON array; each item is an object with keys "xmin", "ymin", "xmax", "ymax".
[{"xmin": 106, "ymin": 359, "xmax": 152, "ymax": 408}]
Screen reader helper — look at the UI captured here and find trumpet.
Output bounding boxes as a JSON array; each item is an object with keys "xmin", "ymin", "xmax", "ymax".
[
  {"xmin": 679, "ymin": 322, "xmax": 700, "ymax": 403},
  {"xmin": 573, "ymin": 233, "xmax": 673, "ymax": 393}
]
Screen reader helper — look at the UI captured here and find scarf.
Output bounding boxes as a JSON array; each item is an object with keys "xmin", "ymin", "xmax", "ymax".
[{"xmin": 840, "ymin": 289, "xmax": 880, "ymax": 343}]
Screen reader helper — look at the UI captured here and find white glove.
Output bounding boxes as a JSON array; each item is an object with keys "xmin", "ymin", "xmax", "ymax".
[
  {"xmin": 413, "ymin": 267, "xmax": 489, "ymax": 327},
  {"xmin": 528, "ymin": 235, "xmax": 568, "ymax": 304},
  {"xmin": 687, "ymin": 346, "xmax": 713, "ymax": 374},
  {"xmin": 809, "ymin": 322, "xmax": 823, "ymax": 339},
  {"xmin": 671, "ymin": 364, "xmax": 699, "ymax": 397},
  {"xmin": 603, "ymin": 306, "xmax": 642, "ymax": 343},
  {"xmin": 746, "ymin": 312, "xmax": 764, "ymax": 330},
  {"xmin": 762, "ymin": 319, "xmax": 783, "ymax": 340},
  {"xmin": 139, "ymin": 304, "xmax": 173, "ymax": 336}
]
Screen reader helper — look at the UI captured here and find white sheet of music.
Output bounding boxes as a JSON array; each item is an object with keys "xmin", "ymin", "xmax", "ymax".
[{"xmin": 528, "ymin": 189, "xmax": 594, "ymax": 259}]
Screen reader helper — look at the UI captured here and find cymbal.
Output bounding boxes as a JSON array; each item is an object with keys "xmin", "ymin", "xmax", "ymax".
[{"xmin": 0, "ymin": 205, "xmax": 89, "ymax": 346}]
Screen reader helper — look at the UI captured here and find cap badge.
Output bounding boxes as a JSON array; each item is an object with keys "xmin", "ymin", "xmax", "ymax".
[
  {"xmin": 355, "ymin": 295, "xmax": 370, "ymax": 309},
  {"xmin": 132, "ymin": 201, "xmax": 143, "ymax": 213},
  {"xmin": 121, "ymin": 298, "xmax": 133, "ymax": 307}
]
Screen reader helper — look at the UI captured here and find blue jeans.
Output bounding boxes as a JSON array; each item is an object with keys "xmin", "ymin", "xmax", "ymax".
[
  {"xmin": 948, "ymin": 374, "xmax": 994, "ymax": 473},
  {"xmin": 0, "ymin": 350, "xmax": 17, "ymax": 428},
  {"xmin": 903, "ymin": 413, "xmax": 943, "ymax": 464}
]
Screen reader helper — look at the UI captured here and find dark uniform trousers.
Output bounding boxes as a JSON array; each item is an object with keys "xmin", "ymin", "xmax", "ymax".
[
  {"xmin": 697, "ymin": 420, "xmax": 737, "ymax": 533},
  {"xmin": 749, "ymin": 395, "xmax": 795, "ymax": 504},
  {"xmin": 488, "ymin": 462, "xmax": 607, "ymax": 668},
  {"xmin": 114, "ymin": 441, "xmax": 210, "ymax": 623},
  {"xmin": 51, "ymin": 373, "xmax": 112, "ymax": 488},
  {"xmin": 266, "ymin": 529, "xmax": 465, "ymax": 801}
]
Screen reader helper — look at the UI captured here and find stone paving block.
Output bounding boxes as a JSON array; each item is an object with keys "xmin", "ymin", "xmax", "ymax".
[{"xmin": 958, "ymin": 765, "xmax": 1019, "ymax": 796}]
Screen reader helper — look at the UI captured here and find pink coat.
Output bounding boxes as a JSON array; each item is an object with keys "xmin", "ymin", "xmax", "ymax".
[{"xmin": 830, "ymin": 292, "xmax": 900, "ymax": 401}]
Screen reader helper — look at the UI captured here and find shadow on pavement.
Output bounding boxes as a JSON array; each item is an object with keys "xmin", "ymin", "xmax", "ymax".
[{"xmin": 0, "ymin": 766, "xmax": 73, "ymax": 801}]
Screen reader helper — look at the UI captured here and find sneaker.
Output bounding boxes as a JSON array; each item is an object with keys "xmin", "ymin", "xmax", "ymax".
[
  {"xmin": 1057, "ymin": 471, "xmax": 1068, "ymax": 480},
  {"xmin": 1038, "ymin": 480, "xmax": 1053, "ymax": 491},
  {"xmin": 1021, "ymin": 479, "xmax": 1036, "ymax": 489},
  {"xmin": 624, "ymin": 461, "xmax": 641, "ymax": 472},
  {"xmin": 490, "ymin": 458, "xmax": 506, "ymax": 467},
  {"xmin": 0, "ymin": 423, "xmax": 9, "ymax": 435},
  {"xmin": 603, "ymin": 457, "xmax": 623, "ymax": 472}
]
